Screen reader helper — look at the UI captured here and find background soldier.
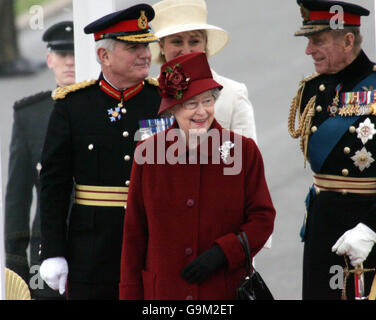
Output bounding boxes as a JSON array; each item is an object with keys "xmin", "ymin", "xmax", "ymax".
[
  {"xmin": 289, "ymin": 0, "xmax": 376, "ymax": 299},
  {"xmin": 4, "ymin": 21, "xmax": 75, "ymax": 300},
  {"xmin": 38, "ymin": 4, "xmax": 161, "ymax": 300}
]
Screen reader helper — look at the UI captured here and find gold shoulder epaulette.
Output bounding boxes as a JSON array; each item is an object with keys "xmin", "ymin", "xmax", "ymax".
[
  {"xmin": 146, "ymin": 77, "xmax": 159, "ymax": 87},
  {"xmin": 52, "ymin": 79, "xmax": 97, "ymax": 100},
  {"xmin": 299, "ymin": 72, "xmax": 320, "ymax": 86}
]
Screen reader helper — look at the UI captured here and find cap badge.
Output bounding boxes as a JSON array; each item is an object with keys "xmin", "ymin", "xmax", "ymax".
[
  {"xmin": 300, "ymin": 4, "xmax": 310, "ymax": 22},
  {"xmin": 65, "ymin": 26, "xmax": 72, "ymax": 32},
  {"xmin": 138, "ymin": 10, "xmax": 148, "ymax": 29}
]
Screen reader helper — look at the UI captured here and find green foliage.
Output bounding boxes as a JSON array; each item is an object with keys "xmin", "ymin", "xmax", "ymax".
[{"xmin": 15, "ymin": 0, "xmax": 51, "ymax": 16}]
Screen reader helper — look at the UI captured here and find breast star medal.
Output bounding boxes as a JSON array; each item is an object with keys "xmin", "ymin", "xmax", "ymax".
[
  {"xmin": 356, "ymin": 118, "xmax": 376, "ymax": 144},
  {"xmin": 351, "ymin": 147, "xmax": 375, "ymax": 172}
]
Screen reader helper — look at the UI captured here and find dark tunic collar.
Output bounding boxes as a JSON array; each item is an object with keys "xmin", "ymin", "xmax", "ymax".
[{"xmin": 334, "ymin": 50, "xmax": 374, "ymax": 85}]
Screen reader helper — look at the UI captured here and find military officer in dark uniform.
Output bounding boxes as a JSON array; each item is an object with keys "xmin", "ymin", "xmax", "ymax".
[
  {"xmin": 289, "ymin": 0, "xmax": 376, "ymax": 300},
  {"xmin": 4, "ymin": 21, "xmax": 75, "ymax": 300},
  {"xmin": 39, "ymin": 4, "xmax": 161, "ymax": 300}
]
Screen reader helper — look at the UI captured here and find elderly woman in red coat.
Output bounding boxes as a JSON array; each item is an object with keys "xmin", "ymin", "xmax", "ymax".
[{"xmin": 119, "ymin": 52, "xmax": 276, "ymax": 300}]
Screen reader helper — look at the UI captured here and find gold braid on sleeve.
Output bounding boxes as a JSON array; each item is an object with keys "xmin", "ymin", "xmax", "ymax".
[{"xmin": 288, "ymin": 79, "xmax": 317, "ymax": 167}]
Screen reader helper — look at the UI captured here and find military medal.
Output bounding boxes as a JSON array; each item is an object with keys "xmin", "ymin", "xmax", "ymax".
[
  {"xmin": 327, "ymin": 84, "xmax": 342, "ymax": 117},
  {"xmin": 351, "ymin": 147, "xmax": 375, "ymax": 172},
  {"xmin": 138, "ymin": 117, "xmax": 175, "ymax": 140},
  {"xmin": 328, "ymin": 105, "xmax": 338, "ymax": 117},
  {"xmin": 108, "ymin": 106, "xmax": 122, "ymax": 122},
  {"xmin": 356, "ymin": 118, "xmax": 376, "ymax": 144},
  {"xmin": 338, "ymin": 89, "xmax": 376, "ymax": 116}
]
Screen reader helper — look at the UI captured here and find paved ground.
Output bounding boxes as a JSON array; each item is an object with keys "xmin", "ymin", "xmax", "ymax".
[{"xmin": 0, "ymin": 0, "xmax": 375, "ymax": 299}]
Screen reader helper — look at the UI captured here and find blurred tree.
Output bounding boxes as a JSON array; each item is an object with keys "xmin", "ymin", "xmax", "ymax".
[{"xmin": 0, "ymin": 0, "xmax": 45, "ymax": 77}]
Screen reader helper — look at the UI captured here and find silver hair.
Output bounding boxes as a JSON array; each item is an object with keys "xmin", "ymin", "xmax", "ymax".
[
  {"xmin": 95, "ymin": 39, "xmax": 117, "ymax": 64},
  {"xmin": 211, "ymin": 88, "xmax": 221, "ymax": 101}
]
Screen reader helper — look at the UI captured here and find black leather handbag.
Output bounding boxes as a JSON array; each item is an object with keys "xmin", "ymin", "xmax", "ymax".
[{"xmin": 236, "ymin": 231, "xmax": 274, "ymax": 300}]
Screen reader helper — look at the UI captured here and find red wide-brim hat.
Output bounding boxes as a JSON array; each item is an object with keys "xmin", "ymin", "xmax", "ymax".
[{"xmin": 157, "ymin": 52, "xmax": 222, "ymax": 115}]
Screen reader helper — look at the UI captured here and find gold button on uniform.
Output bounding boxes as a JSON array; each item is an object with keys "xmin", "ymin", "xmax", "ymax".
[
  {"xmin": 342, "ymin": 169, "xmax": 349, "ymax": 176},
  {"xmin": 88, "ymin": 144, "xmax": 94, "ymax": 150},
  {"xmin": 319, "ymin": 84, "xmax": 326, "ymax": 91},
  {"xmin": 124, "ymin": 155, "xmax": 131, "ymax": 161},
  {"xmin": 121, "ymin": 108, "xmax": 127, "ymax": 114},
  {"xmin": 349, "ymin": 126, "xmax": 356, "ymax": 133},
  {"xmin": 123, "ymin": 131, "xmax": 129, "ymax": 138},
  {"xmin": 311, "ymin": 126, "xmax": 317, "ymax": 133},
  {"xmin": 316, "ymin": 105, "xmax": 322, "ymax": 112},
  {"xmin": 344, "ymin": 147, "xmax": 351, "ymax": 154},
  {"xmin": 125, "ymin": 180, "xmax": 130, "ymax": 186}
]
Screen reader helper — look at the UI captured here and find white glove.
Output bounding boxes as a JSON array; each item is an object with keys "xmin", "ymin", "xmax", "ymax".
[
  {"xmin": 40, "ymin": 257, "xmax": 68, "ymax": 295},
  {"xmin": 332, "ymin": 223, "xmax": 376, "ymax": 267}
]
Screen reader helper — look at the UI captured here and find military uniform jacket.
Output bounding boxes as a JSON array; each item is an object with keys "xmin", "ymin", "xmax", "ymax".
[
  {"xmin": 119, "ymin": 120, "xmax": 275, "ymax": 300},
  {"xmin": 296, "ymin": 50, "xmax": 376, "ymax": 299},
  {"xmin": 5, "ymin": 91, "xmax": 65, "ymax": 299},
  {"xmin": 40, "ymin": 74, "xmax": 161, "ymax": 284}
]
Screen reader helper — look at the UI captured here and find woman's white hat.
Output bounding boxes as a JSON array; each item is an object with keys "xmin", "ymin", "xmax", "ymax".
[{"xmin": 150, "ymin": 0, "xmax": 229, "ymax": 63}]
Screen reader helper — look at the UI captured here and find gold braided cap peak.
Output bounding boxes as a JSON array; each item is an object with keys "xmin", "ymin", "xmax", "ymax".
[
  {"xmin": 146, "ymin": 77, "xmax": 159, "ymax": 87},
  {"xmin": 52, "ymin": 79, "xmax": 97, "ymax": 100}
]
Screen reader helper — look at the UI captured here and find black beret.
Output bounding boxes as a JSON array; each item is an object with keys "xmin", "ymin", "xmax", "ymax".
[
  {"xmin": 42, "ymin": 21, "xmax": 74, "ymax": 52},
  {"xmin": 295, "ymin": 0, "xmax": 370, "ymax": 36},
  {"xmin": 84, "ymin": 4, "xmax": 158, "ymax": 44}
]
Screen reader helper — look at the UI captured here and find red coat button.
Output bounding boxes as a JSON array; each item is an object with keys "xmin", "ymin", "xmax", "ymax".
[
  {"xmin": 186, "ymin": 199, "xmax": 194, "ymax": 207},
  {"xmin": 185, "ymin": 248, "xmax": 193, "ymax": 256}
]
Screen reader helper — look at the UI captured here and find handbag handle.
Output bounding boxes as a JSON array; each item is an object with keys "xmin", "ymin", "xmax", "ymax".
[{"xmin": 237, "ymin": 231, "xmax": 252, "ymax": 276}]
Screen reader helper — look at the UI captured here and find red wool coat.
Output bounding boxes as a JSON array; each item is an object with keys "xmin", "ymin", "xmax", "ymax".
[{"xmin": 119, "ymin": 120, "xmax": 275, "ymax": 300}]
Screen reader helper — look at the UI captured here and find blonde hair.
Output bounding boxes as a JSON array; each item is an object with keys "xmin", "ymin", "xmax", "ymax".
[{"xmin": 157, "ymin": 30, "xmax": 209, "ymax": 64}]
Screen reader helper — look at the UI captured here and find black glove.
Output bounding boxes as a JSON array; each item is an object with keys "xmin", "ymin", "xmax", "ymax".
[{"xmin": 181, "ymin": 245, "xmax": 227, "ymax": 284}]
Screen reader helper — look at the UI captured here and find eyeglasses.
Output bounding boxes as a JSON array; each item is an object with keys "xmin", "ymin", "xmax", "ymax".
[{"xmin": 182, "ymin": 96, "xmax": 215, "ymax": 110}]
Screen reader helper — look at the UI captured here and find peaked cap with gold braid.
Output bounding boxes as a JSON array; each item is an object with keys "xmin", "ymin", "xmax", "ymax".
[
  {"xmin": 84, "ymin": 4, "xmax": 158, "ymax": 44},
  {"xmin": 295, "ymin": 0, "xmax": 369, "ymax": 37}
]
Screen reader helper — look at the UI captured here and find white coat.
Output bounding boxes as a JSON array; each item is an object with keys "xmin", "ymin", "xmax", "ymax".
[{"xmin": 212, "ymin": 70, "xmax": 257, "ymax": 141}]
